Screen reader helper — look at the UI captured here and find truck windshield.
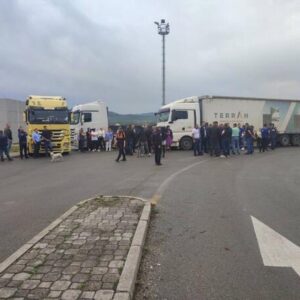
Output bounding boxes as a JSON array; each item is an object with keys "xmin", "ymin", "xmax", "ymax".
[
  {"xmin": 28, "ymin": 109, "xmax": 69, "ymax": 124},
  {"xmin": 157, "ymin": 109, "xmax": 170, "ymax": 122},
  {"xmin": 70, "ymin": 111, "xmax": 80, "ymax": 125}
]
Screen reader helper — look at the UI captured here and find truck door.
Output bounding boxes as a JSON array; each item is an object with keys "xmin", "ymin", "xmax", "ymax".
[{"xmin": 171, "ymin": 109, "xmax": 195, "ymax": 134}]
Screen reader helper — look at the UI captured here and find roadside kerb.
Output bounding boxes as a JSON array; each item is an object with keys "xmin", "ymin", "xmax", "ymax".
[
  {"xmin": 0, "ymin": 196, "xmax": 94, "ymax": 274},
  {"xmin": 115, "ymin": 202, "xmax": 151, "ymax": 300}
]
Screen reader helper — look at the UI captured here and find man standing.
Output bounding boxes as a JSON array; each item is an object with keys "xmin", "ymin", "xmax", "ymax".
[
  {"xmin": 220, "ymin": 123, "xmax": 231, "ymax": 158},
  {"xmin": 270, "ymin": 123, "xmax": 278, "ymax": 150},
  {"xmin": 126, "ymin": 125, "xmax": 134, "ymax": 155},
  {"xmin": 18, "ymin": 127, "xmax": 29, "ymax": 159},
  {"xmin": 245, "ymin": 125, "xmax": 255, "ymax": 155},
  {"xmin": 208, "ymin": 121, "xmax": 221, "ymax": 157},
  {"xmin": 261, "ymin": 124, "xmax": 269, "ymax": 152},
  {"xmin": 200, "ymin": 122, "xmax": 208, "ymax": 153},
  {"xmin": 32, "ymin": 128, "xmax": 41, "ymax": 158},
  {"xmin": 98, "ymin": 128, "xmax": 105, "ymax": 151},
  {"xmin": 115, "ymin": 127, "xmax": 126, "ymax": 162},
  {"xmin": 152, "ymin": 127, "xmax": 162, "ymax": 165},
  {"xmin": 42, "ymin": 125, "xmax": 52, "ymax": 156},
  {"xmin": 192, "ymin": 124, "xmax": 201, "ymax": 156},
  {"xmin": 4, "ymin": 124, "xmax": 13, "ymax": 155},
  {"xmin": 0, "ymin": 130, "xmax": 12, "ymax": 161},
  {"xmin": 231, "ymin": 123, "xmax": 240, "ymax": 155}
]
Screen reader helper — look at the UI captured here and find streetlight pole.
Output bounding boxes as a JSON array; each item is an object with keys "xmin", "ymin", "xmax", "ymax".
[{"xmin": 154, "ymin": 19, "xmax": 170, "ymax": 106}]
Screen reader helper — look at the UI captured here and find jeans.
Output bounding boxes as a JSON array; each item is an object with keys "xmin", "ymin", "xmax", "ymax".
[
  {"xmin": 44, "ymin": 140, "xmax": 52, "ymax": 156},
  {"xmin": 106, "ymin": 140, "xmax": 112, "ymax": 151},
  {"xmin": 222, "ymin": 139, "xmax": 230, "ymax": 156},
  {"xmin": 193, "ymin": 139, "xmax": 201, "ymax": 156},
  {"xmin": 271, "ymin": 136, "xmax": 277, "ymax": 149},
  {"xmin": 126, "ymin": 138, "xmax": 134, "ymax": 155},
  {"xmin": 231, "ymin": 136, "xmax": 240, "ymax": 154},
  {"xmin": 19, "ymin": 143, "xmax": 28, "ymax": 158},
  {"xmin": 7, "ymin": 139, "xmax": 12, "ymax": 154},
  {"xmin": 246, "ymin": 137, "xmax": 254, "ymax": 154},
  {"xmin": 0, "ymin": 146, "xmax": 11, "ymax": 160}
]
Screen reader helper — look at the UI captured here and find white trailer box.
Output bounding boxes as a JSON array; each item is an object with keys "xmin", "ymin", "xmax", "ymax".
[
  {"xmin": 156, "ymin": 95, "xmax": 300, "ymax": 150},
  {"xmin": 70, "ymin": 101, "xmax": 108, "ymax": 149}
]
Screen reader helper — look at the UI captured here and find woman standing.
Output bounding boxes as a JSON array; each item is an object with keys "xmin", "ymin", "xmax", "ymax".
[{"xmin": 105, "ymin": 128, "xmax": 113, "ymax": 151}]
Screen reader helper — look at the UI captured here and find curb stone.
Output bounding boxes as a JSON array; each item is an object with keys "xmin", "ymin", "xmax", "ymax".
[
  {"xmin": 115, "ymin": 202, "xmax": 151, "ymax": 300},
  {"xmin": 0, "ymin": 195, "xmax": 152, "ymax": 300}
]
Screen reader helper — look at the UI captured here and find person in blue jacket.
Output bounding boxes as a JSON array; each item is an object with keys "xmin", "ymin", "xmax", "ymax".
[
  {"xmin": 261, "ymin": 124, "xmax": 269, "ymax": 152},
  {"xmin": 269, "ymin": 123, "xmax": 278, "ymax": 150}
]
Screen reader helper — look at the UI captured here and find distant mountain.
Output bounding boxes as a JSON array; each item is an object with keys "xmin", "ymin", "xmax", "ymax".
[{"xmin": 108, "ymin": 111, "xmax": 156, "ymax": 125}]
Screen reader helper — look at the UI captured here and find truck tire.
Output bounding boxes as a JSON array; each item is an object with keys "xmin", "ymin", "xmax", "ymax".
[
  {"xmin": 180, "ymin": 136, "xmax": 193, "ymax": 150},
  {"xmin": 279, "ymin": 134, "xmax": 290, "ymax": 146},
  {"xmin": 291, "ymin": 134, "xmax": 300, "ymax": 146}
]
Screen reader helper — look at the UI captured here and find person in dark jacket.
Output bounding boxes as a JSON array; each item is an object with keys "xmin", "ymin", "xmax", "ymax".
[
  {"xmin": 18, "ymin": 127, "xmax": 28, "ymax": 159},
  {"xmin": 145, "ymin": 125, "xmax": 153, "ymax": 156},
  {"xmin": 161, "ymin": 127, "xmax": 167, "ymax": 158},
  {"xmin": 4, "ymin": 124, "xmax": 13, "ymax": 155},
  {"xmin": 125, "ymin": 125, "xmax": 135, "ymax": 155},
  {"xmin": 208, "ymin": 121, "xmax": 221, "ymax": 157},
  {"xmin": 152, "ymin": 127, "xmax": 162, "ymax": 165},
  {"xmin": 220, "ymin": 123, "xmax": 231, "ymax": 157},
  {"xmin": 42, "ymin": 125, "xmax": 52, "ymax": 156},
  {"xmin": 245, "ymin": 125, "xmax": 255, "ymax": 154},
  {"xmin": 115, "ymin": 127, "xmax": 126, "ymax": 162},
  {"xmin": 200, "ymin": 122, "xmax": 209, "ymax": 153},
  {"xmin": 0, "ymin": 130, "xmax": 12, "ymax": 161}
]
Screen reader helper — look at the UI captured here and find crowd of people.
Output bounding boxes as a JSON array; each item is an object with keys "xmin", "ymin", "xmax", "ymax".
[
  {"xmin": 78, "ymin": 125, "xmax": 173, "ymax": 165},
  {"xmin": 0, "ymin": 121, "xmax": 279, "ymax": 165},
  {"xmin": 192, "ymin": 121, "xmax": 278, "ymax": 158}
]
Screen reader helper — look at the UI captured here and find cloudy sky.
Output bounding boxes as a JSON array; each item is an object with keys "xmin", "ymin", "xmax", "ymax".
[{"xmin": 1, "ymin": 0, "xmax": 300, "ymax": 113}]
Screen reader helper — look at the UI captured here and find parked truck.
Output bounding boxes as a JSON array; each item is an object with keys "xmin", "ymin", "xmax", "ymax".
[
  {"xmin": 24, "ymin": 95, "xmax": 71, "ymax": 154},
  {"xmin": 70, "ymin": 101, "xmax": 108, "ymax": 149},
  {"xmin": 156, "ymin": 95, "xmax": 300, "ymax": 150}
]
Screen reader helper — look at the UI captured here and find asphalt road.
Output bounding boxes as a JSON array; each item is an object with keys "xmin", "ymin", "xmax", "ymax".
[
  {"xmin": 135, "ymin": 148, "xmax": 300, "ymax": 300},
  {"xmin": 1, "ymin": 148, "xmax": 299, "ymax": 299}
]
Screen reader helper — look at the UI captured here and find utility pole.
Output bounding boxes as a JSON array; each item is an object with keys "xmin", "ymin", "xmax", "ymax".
[{"xmin": 154, "ymin": 19, "xmax": 170, "ymax": 106}]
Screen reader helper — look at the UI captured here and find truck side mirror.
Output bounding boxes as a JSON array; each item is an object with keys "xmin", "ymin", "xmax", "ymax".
[
  {"xmin": 81, "ymin": 115, "xmax": 84, "ymax": 126},
  {"xmin": 23, "ymin": 112, "xmax": 27, "ymax": 123}
]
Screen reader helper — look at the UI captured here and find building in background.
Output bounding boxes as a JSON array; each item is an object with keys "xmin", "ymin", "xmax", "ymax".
[{"xmin": 0, "ymin": 99, "xmax": 26, "ymax": 141}]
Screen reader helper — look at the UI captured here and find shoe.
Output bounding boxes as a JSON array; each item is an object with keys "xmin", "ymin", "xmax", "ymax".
[
  {"xmin": 122, "ymin": 158, "xmax": 126, "ymax": 161},
  {"xmin": 115, "ymin": 159, "xmax": 119, "ymax": 162},
  {"xmin": 156, "ymin": 163, "xmax": 162, "ymax": 166},
  {"xmin": 220, "ymin": 155, "xmax": 226, "ymax": 158},
  {"xmin": 98, "ymin": 150, "xmax": 101, "ymax": 152}
]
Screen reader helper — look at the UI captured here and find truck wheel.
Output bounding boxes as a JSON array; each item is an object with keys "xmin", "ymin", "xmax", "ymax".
[
  {"xmin": 279, "ymin": 134, "xmax": 290, "ymax": 146},
  {"xmin": 180, "ymin": 137, "xmax": 193, "ymax": 150},
  {"xmin": 291, "ymin": 134, "xmax": 300, "ymax": 146}
]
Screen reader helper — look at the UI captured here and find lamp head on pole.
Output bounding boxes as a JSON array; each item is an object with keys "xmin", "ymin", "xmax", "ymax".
[{"xmin": 154, "ymin": 19, "xmax": 170, "ymax": 35}]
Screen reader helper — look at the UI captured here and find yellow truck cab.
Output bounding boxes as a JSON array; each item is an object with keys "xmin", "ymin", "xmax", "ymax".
[{"xmin": 24, "ymin": 95, "xmax": 71, "ymax": 154}]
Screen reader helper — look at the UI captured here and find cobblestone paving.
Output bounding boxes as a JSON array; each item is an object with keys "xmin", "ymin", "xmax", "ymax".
[{"xmin": 0, "ymin": 196, "xmax": 144, "ymax": 299}]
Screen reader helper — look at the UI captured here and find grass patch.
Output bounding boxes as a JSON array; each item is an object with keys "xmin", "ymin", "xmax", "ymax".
[{"xmin": 94, "ymin": 196, "xmax": 120, "ymax": 207}]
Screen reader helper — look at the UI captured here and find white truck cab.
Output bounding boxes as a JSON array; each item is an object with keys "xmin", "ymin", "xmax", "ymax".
[
  {"xmin": 70, "ymin": 101, "xmax": 108, "ymax": 149},
  {"xmin": 156, "ymin": 96, "xmax": 199, "ymax": 150}
]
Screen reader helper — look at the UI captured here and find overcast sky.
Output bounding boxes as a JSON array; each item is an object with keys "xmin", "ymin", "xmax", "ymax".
[{"xmin": 1, "ymin": 0, "xmax": 300, "ymax": 113}]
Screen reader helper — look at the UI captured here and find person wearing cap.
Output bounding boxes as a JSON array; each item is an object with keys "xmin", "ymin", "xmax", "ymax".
[{"xmin": 32, "ymin": 128, "xmax": 41, "ymax": 158}]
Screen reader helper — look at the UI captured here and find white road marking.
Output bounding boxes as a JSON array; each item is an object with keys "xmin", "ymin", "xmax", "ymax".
[
  {"xmin": 251, "ymin": 216, "xmax": 300, "ymax": 277},
  {"xmin": 151, "ymin": 159, "xmax": 208, "ymax": 204}
]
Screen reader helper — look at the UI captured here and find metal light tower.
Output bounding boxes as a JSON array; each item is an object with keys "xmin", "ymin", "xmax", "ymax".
[{"xmin": 154, "ymin": 19, "xmax": 170, "ymax": 106}]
